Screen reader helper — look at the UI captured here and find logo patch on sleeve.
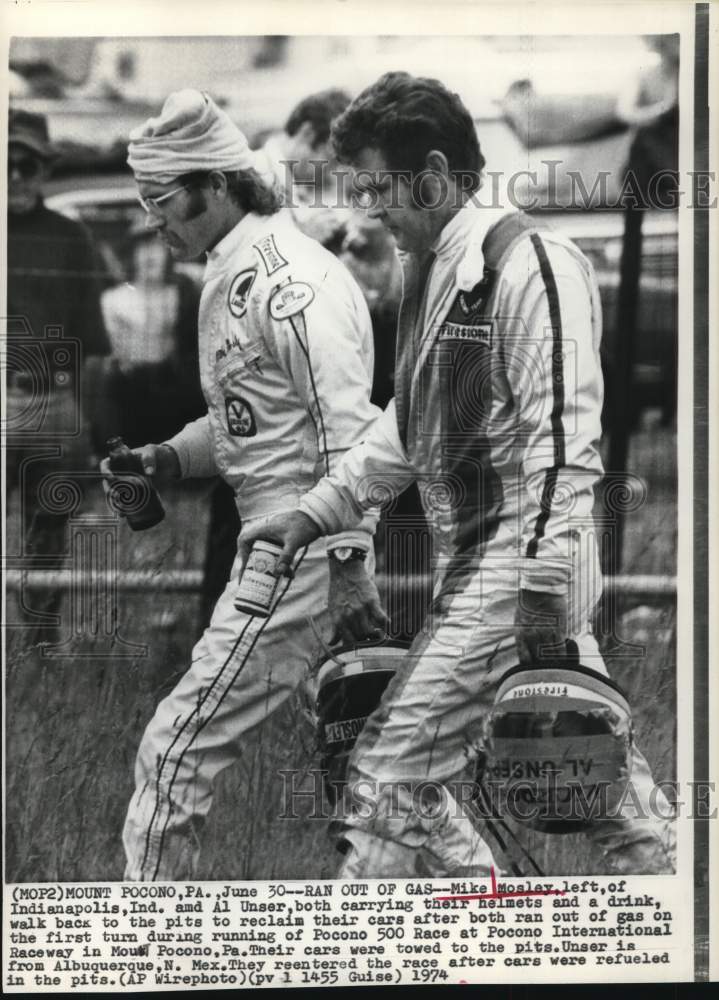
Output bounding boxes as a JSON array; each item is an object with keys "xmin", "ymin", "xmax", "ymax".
[
  {"xmin": 228, "ymin": 269, "xmax": 257, "ymax": 318},
  {"xmin": 252, "ymin": 234, "xmax": 288, "ymax": 276},
  {"xmin": 225, "ymin": 396, "xmax": 257, "ymax": 437},
  {"xmin": 269, "ymin": 282, "xmax": 315, "ymax": 320}
]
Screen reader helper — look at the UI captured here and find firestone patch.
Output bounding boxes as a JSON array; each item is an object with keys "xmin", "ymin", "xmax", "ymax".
[{"xmin": 253, "ymin": 234, "xmax": 288, "ymax": 276}]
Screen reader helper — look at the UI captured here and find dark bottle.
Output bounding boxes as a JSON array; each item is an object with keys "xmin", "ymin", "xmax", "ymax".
[{"xmin": 106, "ymin": 436, "xmax": 165, "ymax": 530}]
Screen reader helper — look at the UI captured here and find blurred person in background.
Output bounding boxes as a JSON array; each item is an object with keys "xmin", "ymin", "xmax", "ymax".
[
  {"xmin": 616, "ymin": 34, "xmax": 679, "ymax": 131},
  {"xmin": 111, "ymin": 89, "xmax": 382, "ymax": 880},
  {"xmin": 99, "ymin": 217, "xmax": 204, "ymax": 447},
  {"xmin": 606, "ymin": 33, "xmax": 679, "ymax": 483},
  {"xmin": 339, "ymin": 212, "xmax": 403, "ymax": 409},
  {"xmin": 240, "ymin": 71, "xmax": 676, "ymax": 878},
  {"xmin": 255, "ymin": 87, "xmax": 353, "ymax": 252},
  {"xmin": 6, "ymin": 108, "xmax": 113, "ymax": 638}
]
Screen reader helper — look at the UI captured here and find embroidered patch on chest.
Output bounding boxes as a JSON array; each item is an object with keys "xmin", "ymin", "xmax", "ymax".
[
  {"xmin": 435, "ymin": 321, "xmax": 493, "ymax": 345},
  {"xmin": 253, "ymin": 234, "xmax": 288, "ymax": 276},
  {"xmin": 228, "ymin": 269, "xmax": 256, "ymax": 318},
  {"xmin": 225, "ymin": 396, "xmax": 257, "ymax": 437},
  {"xmin": 445, "ymin": 266, "xmax": 495, "ymax": 324},
  {"xmin": 435, "ymin": 267, "xmax": 496, "ymax": 347}
]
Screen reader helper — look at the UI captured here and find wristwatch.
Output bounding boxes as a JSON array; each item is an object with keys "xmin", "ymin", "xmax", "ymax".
[{"xmin": 328, "ymin": 546, "xmax": 367, "ymax": 564}]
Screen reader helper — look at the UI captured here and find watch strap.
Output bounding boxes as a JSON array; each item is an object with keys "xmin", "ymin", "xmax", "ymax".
[{"xmin": 328, "ymin": 546, "xmax": 368, "ymax": 564}]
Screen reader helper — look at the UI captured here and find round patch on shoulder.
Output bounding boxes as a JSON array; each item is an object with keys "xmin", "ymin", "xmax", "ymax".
[
  {"xmin": 269, "ymin": 281, "xmax": 315, "ymax": 321},
  {"xmin": 228, "ymin": 269, "xmax": 257, "ymax": 318}
]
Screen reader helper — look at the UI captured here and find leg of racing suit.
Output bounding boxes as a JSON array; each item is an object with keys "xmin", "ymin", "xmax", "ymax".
[
  {"xmin": 338, "ymin": 560, "xmax": 675, "ymax": 878},
  {"xmin": 123, "ymin": 541, "xmax": 330, "ymax": 881}
]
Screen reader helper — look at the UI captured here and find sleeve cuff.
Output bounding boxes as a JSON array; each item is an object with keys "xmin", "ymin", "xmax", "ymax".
[
  {"xmin": 163, "ymin": 433, "xmax": 192, "ymax": 479},
  {"xmin": 297, "ymin": 493, "xmax": 346, "ymax": 536},
  {"xmin": 297, "ymin": 479, "xmax": 362, "ymax": 536},
  {"xmin": 164, "ymin": 417, "xmax": 217, "ymax": 480}
]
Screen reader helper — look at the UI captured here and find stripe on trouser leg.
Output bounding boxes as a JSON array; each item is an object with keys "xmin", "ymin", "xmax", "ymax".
[
  {"xmin": 137, "ymin": 615, "xmax": 254, "ymax": 879},
  {"xmin": 471, "ymin": 778, "xmax": 544, "ymax": 876},
  {"xmin": 139, "ymin": 551, "xmax": 307, "ymax": 880}
]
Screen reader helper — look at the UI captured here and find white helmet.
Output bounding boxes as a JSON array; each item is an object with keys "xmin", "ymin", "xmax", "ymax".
[{"xmin": 481, "ymin": 662, "xmax": 634, "ymax": 833}]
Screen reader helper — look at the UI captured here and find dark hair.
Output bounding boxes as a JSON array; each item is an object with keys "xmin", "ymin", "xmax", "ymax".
[
  {"xmin": 285, "ymin": 88, "xmax": 352, "ymax": 147},
  {"xmin": 178, "ymin": 168, "xmax": 283, "ymax": 216},
  {"xmin": 225, "ymin": 168, "xmax": 283, "ymax": 214},
  {"xmin": 332, "ymin": 72, "xmax": 484, "ymax": 192},
  {"xmin": 127, "ymin": 233, "xmax": 174, "ymax": 283}
]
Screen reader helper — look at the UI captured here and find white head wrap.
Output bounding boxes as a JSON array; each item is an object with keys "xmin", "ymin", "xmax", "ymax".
[{"xmin": 127, "ymin": 89, "xmax": 259, "ymax": 183}]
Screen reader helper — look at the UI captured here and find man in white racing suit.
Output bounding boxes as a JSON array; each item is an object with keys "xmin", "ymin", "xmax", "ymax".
[
  {"xmin": 114, "ymin": 89, "xmax": 384, "ymax": 880},
  {"xmin": 240, "ymin": 72, "xmax": 676, "ymax": 878}
]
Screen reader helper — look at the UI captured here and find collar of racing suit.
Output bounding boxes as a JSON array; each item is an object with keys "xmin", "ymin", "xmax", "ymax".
[
  {"xmin": 427, "ymin": 197, "xmax": 517, "ymax": 290},
  {"xmin": 204, "ymin": 210, "xmax": 288, "ymax": 281}
]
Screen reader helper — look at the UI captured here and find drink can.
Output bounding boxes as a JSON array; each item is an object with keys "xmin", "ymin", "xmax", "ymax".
[{"xmin": 234, "ymin": 540, "xmax": 284, "ymax": 617}]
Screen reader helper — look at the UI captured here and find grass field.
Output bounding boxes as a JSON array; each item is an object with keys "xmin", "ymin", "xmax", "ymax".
[{"xmin": 4, "ymin": 417, "xmax": 677, "ymax": 881}]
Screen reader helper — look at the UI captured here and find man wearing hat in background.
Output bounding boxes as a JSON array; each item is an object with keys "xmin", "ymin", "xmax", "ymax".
[
  {"xmin": 112, "ymin": 89, "xmax": 382, "ymax": 880},
  {"xmin": 7, "ymin": 109, "xmax": 111, "ymax": 382},
  {"xmin": 7, "ymin": 109, "xmax": 112, "ymax": 639}
]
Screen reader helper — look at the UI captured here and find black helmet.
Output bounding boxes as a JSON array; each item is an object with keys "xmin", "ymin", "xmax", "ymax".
[{"xmin": 315, "ymin": 641, "xmax": 409, "ymax": 804}]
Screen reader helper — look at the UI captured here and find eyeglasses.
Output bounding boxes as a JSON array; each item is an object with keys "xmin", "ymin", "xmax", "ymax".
[
  {"xmin": 137, "ymin": 183, "xmax": 192, "ymax": 215},
  {"xmin": 8, "ymin": 156, "xmax": 42, "ymax": 180}
]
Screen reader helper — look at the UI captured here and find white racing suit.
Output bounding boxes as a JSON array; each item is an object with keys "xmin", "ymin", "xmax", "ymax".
[
  {"xmin": 123, "ymin": 211, "xmax": 380, "ymax": 880},
  {"xmin": 298, "ymin": 204, "xmax": 676, "ymax": 877}
]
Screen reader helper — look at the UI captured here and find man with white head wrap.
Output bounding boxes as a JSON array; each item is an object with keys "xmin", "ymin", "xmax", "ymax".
[
  {"xmin": 128, "ymin": 89, "xmax": 265, "ymax": 182},
  {"xmin": 113, "ymin": 90, "xmax": 385, "ymax": 880}
]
